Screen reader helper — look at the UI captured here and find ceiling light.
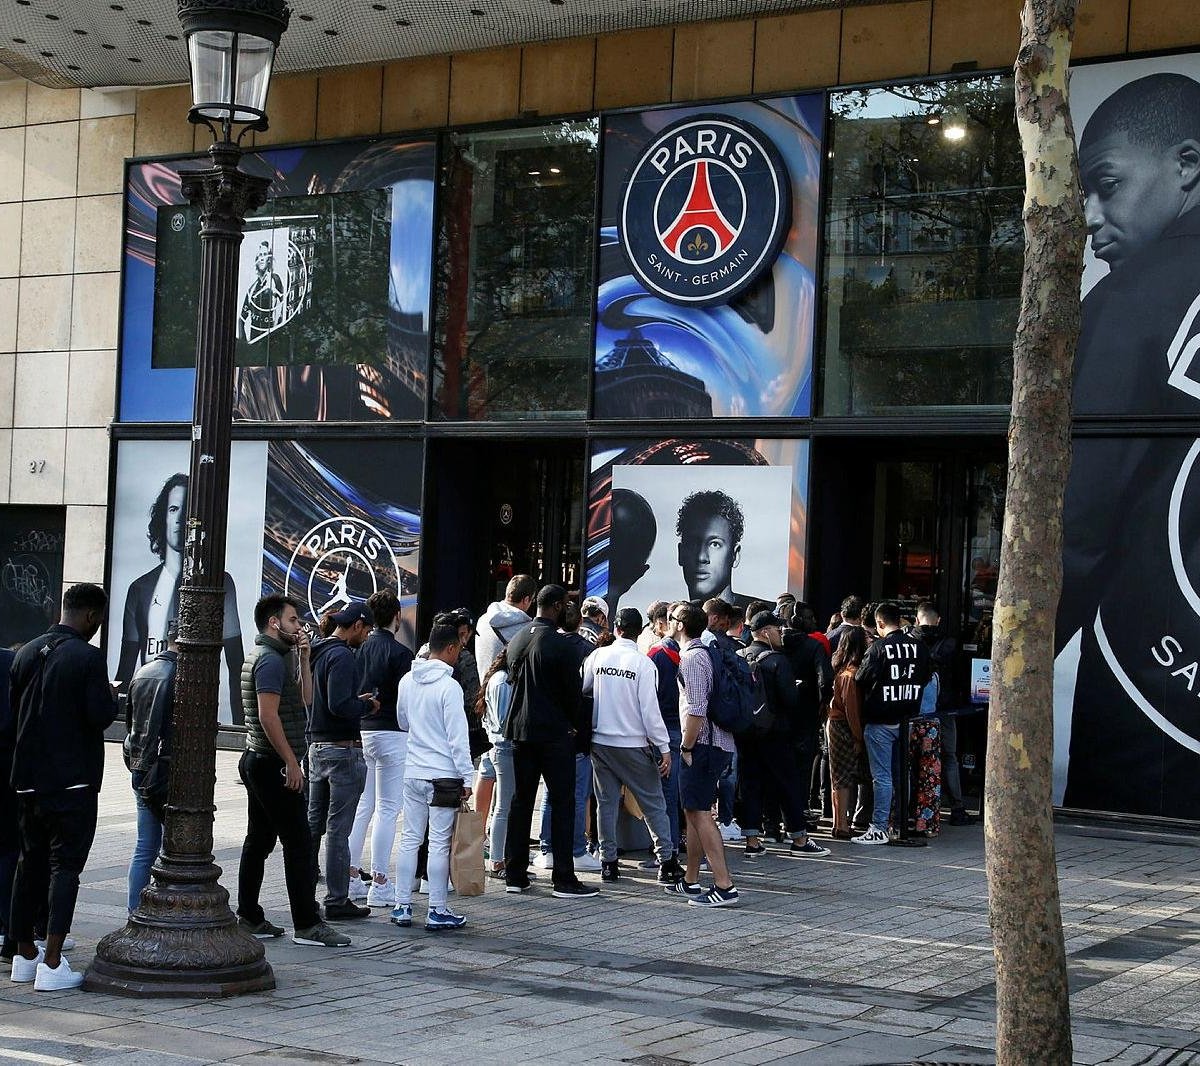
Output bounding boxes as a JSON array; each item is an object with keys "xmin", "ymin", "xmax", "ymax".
[
  {"xmin": 927, "ymin": 116, "xmax": 941, "ymax": 126},
  {"xmin": 943, "ymin": 125, "xmax": 967, "ymax": 142},
  {"xmin": 528, "ymin": 170, "xmax": 541, "ymax": 176},
  {"xmin": 549, "ymin": 166, "xmax": 561, "ymax": 174}
]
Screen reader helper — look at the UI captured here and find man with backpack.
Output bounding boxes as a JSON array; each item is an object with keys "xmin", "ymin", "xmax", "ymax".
[
  {"xmin": 739, "ymin": 612, "xmax": 831, "ymax": 858},
  {"xmin": 781, "ymin": 613, "xmax": 834, "ymax": 842},
  {"xmin": 670, "ymin": 603, "xmax": 739, "ymax": 907}
]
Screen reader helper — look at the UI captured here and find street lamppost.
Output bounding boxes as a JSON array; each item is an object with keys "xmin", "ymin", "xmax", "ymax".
[{"xmin": 86, "ymin": 0, "xmax": 289, "ymax": 998}]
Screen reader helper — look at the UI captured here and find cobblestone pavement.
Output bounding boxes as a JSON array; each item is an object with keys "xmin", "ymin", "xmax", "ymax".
[{"xmin": 3, "ymin": 746, "xmax": 1200, "ymax": 1065}]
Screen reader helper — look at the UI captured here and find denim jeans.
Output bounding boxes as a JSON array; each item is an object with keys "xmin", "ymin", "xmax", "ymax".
[
  {"xmin": 662, "ymin": 729, "xmax": 682, "ymax": 848},
  {"xmin": 539, "ymin": 752, "xmax": 592, "ymax": 857},
  {"xmin": 347, "ymin": 731, "xmax": 408, "ymax": 882},
  {"xmin": 488, "ymin": 739, "xmax": 515, "ymax": 867},
  {"xmin": 865, "ymin": 723, "xmax": 901, "ymax": 830},
  {"xmin": 394, "ymin": 779, "xmax": 457, "ymax": 910},
  {"xmin": 307, "ymin": 743, "xmax": 368, "ymax": 906},
  {"xmin": 127, "ymin": 770, "xmax": 164, "ymax": 913},
  {"xmin": 716, "ymin": 750, "xmax": 738, "ymax": 825}
]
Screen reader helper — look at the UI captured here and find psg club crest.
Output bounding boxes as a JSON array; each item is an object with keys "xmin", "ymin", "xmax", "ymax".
[{"xmin": 620, "ymin": 115, "xmax": 791, "ymax": 307}]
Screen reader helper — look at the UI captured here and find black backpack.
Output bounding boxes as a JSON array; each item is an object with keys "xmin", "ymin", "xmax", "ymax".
[{"xmin": 704, "ymin": 639, "xmax": 770, "ymax": 736}]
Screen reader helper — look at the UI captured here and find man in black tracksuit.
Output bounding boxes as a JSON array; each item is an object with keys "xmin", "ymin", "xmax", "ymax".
[
  {"xmin": 9, "ymin": 583, "xmax": 117, "ymax": 990},
  {"xmin": 738, "ymin": 612, "xmax": 831, "ymax": 858},
  {"xmin": 503, "ymin": 584, "xmax": 597, "ymax": 898}
]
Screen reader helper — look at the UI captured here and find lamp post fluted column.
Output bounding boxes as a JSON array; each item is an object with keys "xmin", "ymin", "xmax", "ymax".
[{"xmin": 85, "ymin": 143, "xmax": 273, "ymax": 997}]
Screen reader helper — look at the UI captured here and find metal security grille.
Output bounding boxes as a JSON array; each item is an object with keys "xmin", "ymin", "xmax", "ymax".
[{"xmin": 0, "ymin": 0, "xmax": 906, "ymax": 89}]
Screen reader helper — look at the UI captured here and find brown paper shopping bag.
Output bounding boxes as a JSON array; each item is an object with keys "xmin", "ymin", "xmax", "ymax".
[{"xmin": 450, "ymin": 805, "xmax": 487, "ymax": 897}]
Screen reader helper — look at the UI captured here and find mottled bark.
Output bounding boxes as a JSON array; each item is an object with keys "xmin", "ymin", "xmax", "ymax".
[{"xmin": 985, "ymin": 1, "xmax": 1083, "ymax": 1062}]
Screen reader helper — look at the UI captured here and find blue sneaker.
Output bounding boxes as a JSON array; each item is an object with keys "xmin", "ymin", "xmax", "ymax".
[
  {"xmin": 425, "ymin": 907, "xmax": 467, "ymax": 931},
  {"xmin": 389, "ymin": 904, "xmax": 412, "ymax": 927}
]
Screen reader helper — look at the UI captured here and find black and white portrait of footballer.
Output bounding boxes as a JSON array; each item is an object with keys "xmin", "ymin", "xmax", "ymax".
[
  {"xmin": 608, "ymin": 464, "xmax": 792, "ymax": 614},
  {"xmin": 108, "ymin": 441, "xmax": 268, "ymax": 726},
  {"xmin": 1055, "ymin": 55, "xmax": 1200, "ymax": 819}
]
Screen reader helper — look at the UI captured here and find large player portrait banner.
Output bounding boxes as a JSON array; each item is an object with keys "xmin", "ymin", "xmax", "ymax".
[
  {"xmin": 1056, "ymin": 53, "xmax": 1200, "ymax": 818},
  {"xmin": 586, "ymin": 438, "xmax": 809, "ymax": 614},
  {"xmin": 594, "ymin": 96, "xmax": 823, "ymax": 419},
  {"xmin": 108, "ymin": 441, "xmax": 268, "ymax": 725},
  {"xmin": 121, "ymin": 137, "xmax": 435, "ymax": 423}
]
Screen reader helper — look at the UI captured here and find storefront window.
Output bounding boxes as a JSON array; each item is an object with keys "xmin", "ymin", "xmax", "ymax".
[
  {"xmin": 433, "ymin": 120, "xmax": 598, "ymax": 421},
  {"xmin": 822, "ymin": 76, "xmax": 1022, "ymax": 414}
]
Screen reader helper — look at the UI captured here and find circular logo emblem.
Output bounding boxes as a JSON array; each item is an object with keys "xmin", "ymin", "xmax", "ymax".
[
  {"xmin": 620, "ymin": 115, "xmax": 790, "ymax": 306},
  {"xmin": 170, "ymin": 212, "xmax": 186, "ymax": 233},
  {"xmin": 499, "ymin": 503, "xmax": 513, "ymax": 527},
  {"xmin": 285, "ymin": 517, "xmax": 401, "ymax": 625}
]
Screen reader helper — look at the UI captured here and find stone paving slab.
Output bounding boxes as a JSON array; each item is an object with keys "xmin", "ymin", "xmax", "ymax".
[{"xmin": 4, "ymin": 747, "xmax": 1200, "ymax": 1064}]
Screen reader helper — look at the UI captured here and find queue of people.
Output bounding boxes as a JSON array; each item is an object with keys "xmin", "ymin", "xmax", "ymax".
[{"xmin": 0, "ymin": 575, "xmax": 975, "ymax": 993}]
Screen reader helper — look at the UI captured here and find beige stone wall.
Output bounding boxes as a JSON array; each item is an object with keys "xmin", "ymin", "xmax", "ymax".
[{"xmin": 0, "ymin": 0, "xmax": 1194, "ymax": 597}]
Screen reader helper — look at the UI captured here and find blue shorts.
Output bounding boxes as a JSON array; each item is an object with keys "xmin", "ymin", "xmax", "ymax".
[
  {"xmin": 477, "ymin": 749, "xmax": 497, "ymax": 781},
  {"xmin": 679, "ymin": 743, "xmax": 733, "ymax": 812}
]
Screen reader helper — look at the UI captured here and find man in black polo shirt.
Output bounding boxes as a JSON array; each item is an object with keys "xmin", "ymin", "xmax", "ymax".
[
  {"xmin": 237, "ymin": 594, "xmax": 349, "ymax": 947},
  {"xmin": 9, "ymin": 583, "xmax": 117, "ymax": 991},
  {"xmin": 308, "ymin": 601, "xmax": 377, "ymax": 920}
]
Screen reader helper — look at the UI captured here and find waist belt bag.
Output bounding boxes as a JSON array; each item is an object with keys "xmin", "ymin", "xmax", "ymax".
[{"xmin": 431, "ymin": 778, "xmax": 464, "ymax": 808}]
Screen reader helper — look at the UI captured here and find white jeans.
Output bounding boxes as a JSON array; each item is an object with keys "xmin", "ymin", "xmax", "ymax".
[
  {"xmin": 347, "ymin": 731, "xmax": 408, "ymax": 882},
  {"xmin": 395, "ymin": 779, "xmax": 456, "ymax": 909}
]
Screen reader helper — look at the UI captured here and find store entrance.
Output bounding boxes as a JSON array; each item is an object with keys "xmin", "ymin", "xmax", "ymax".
[
  {"xmin": 809, "ymin": 439, "xmax": 1005, "ymax": 652},
  {"xmin": 422, "ymin": 439, "xmax": 586, "ymax": 629}
]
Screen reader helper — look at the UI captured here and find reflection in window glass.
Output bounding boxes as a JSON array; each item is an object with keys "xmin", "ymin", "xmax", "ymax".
[
  {"xmin": 433, "ymin": 120, "xmax": 598, "ymax": 421},
  {"xmin": 822, "ymin": 77, "xmax": 1022, "ymax": 414}
]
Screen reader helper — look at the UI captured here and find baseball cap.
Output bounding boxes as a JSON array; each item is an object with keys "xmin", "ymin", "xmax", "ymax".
[
  {"xmin": 749, "ymin": 610, "xmax": 785, "ymax": 633},
  {"xmin": 581, "ymin": 596, "xmax": 609, "ymax": 618},
  {"xmin": 328, "ymin": 600, "xmax": 373, "ymax": 628},
  {"xmin": 614, "ymin": 607, "xmax": 643, "ymax": 634}
]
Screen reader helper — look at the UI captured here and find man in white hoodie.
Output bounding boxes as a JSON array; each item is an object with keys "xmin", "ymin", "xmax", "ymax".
[
  {"xmin": 475, "ymin": 575, "xmax": 536, "ymax": 671},
  {"xmin": 389, "ymin": 622, "xmax": 475, "ymax": 931},
  {"xmin": 583, "ymin": 608, "xmax": 685, "ymax": 887}
]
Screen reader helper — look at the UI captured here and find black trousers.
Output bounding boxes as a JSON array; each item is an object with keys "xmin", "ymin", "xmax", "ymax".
[
  {"xmin": 10, "ymin": 789, "xmax": 98, "ymax": 942},
  {"xmin": 737, "ymin": 735, "xmax": 810, "ymax": 837},
  {"xmin": 237, "ymin": 750, "xmax": 321, "ymax": 931},
  {"xmin": 506, "ymin": 737, "xmax": 576, "ymax": 887}
]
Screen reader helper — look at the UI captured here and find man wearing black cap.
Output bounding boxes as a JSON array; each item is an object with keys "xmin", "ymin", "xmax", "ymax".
[
  {"xmin": 582, "ymin": 607, "xmax": 685, "ymax": 886},
  {"xmin": 503, "ymin": 584, "xmax": 597, "ymax": 898},
  {"xmin": 308, "ymin": 600, "xmax": 378, "ymax": 919},
  {"xmin": 740, "ymin": 612, "xmax": 831, "ymax": 858}
]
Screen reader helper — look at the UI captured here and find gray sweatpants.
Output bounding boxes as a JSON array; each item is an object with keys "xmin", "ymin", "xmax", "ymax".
[{"xmin": 591, "ymin": 743, "xmax": 674, "ymax": 864}]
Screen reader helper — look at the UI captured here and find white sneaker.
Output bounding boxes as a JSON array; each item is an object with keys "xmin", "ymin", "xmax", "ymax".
[
  {"xmin": 34, "ymin": 936, "xmax": 75, "ymax": 953},
  {"xmin": 366, "ymin": 881, "xmax": 396, "ymax": 908},
  {"xmin": 719, "ymin": 821, "xmax": 743, "ymax": 843},
  {"xmin": 348, "ymin": 877, "xmax": 369, "ymax": 902},
  {"xmin": 852, "ymin": 826, "xmax": 891, "ymax": 845},
  {"xmin": 34, "ymin": 957, "xmax": 83, "ymax": 991},
  {"xmin": 417, "ymin": 879, "xmax": 430, "ymax": 895},
  {"xmin": 11, "ymin": 948, "xmax": 43, "ymax": 982},
  {"xmin": 573, "ymin": 851, "xmax": 602, "ymax": 872},
  {"xmin": 532, "ymin": 851, "xmax": 554, "ymax": 870}
]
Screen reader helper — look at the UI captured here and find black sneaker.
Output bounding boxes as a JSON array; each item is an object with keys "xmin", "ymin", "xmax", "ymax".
[
  {"xmin": 656, "ymin": 857, "xmax": 684, "ymax": 885},
  {"xmin": 664, "ymin": 880, "xmax": 703, "ymax": 897},
  {"xmin": 688, "ymin": 884, "xmax": 739, "ymax": 908},
  {"xmin": 790, "ymin": 839, "xmax": 831, "ymax": 857},
  {"xmin": 744, "ymin": 841, "xmax": 766, "ymax": 858},
  {"xmin": 601, "ymin": 861, "xmax": 619, "ymax": 883},
  {"xmin": 552, "ymin": 881, "xmax": 600, "ymax": 898},
  {"xmin": 324, "ymin": 901, "xmax": 370, "ymax": 920},
  {"xmin": 505, "ymin": 881, "xmax": 531, "ymax": 894},
  {"xmin": 237, "ymin": 916, "xmax": 284, "ymax": 939}
]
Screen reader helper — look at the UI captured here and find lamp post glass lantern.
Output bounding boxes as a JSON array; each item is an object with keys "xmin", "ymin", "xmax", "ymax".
[{"xmin": 85, "ymin": 0, "xmax": 289, "ymax": 999}]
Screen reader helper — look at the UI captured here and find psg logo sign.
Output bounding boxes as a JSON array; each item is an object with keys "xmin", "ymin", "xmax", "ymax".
[{"xmin": 620, "ymin": 115, "xmax": 791, "ymax": 306}]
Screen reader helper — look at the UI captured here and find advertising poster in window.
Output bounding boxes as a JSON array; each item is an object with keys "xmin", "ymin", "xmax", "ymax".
[
  {"xmin": 263, "ymin": 440, "xmax": 422, "ymax": 650},
  {"xmin": 1056, "ymin": 54, "xmax": 1200, "ymax": 818},
  {"xmin": 0, "ymin": 508, "xmax": 65, "ymax": 647},
  {"xmin": 594, "ymin": 96, "xmax": 823, "ymax": 419},
  {"xmin": 586, "ymin": 438, "xmax": 808, "ymax": 615},
  {"xmin": 121, "ymin": 137, "xmax": 435, "ymax": 423},
  {"xmin": 107, "ymin": 441, "xmax": 268, "ymax": 725}
]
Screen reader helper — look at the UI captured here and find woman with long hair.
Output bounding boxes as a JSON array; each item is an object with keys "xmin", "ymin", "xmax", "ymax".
[
  {"xmin": 476, "ymin": 650, "xmax": 514, "ymax": 877},
  {"xmin": 827, "ymin": 626, "xmax": 868, "ymax": 839}
]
